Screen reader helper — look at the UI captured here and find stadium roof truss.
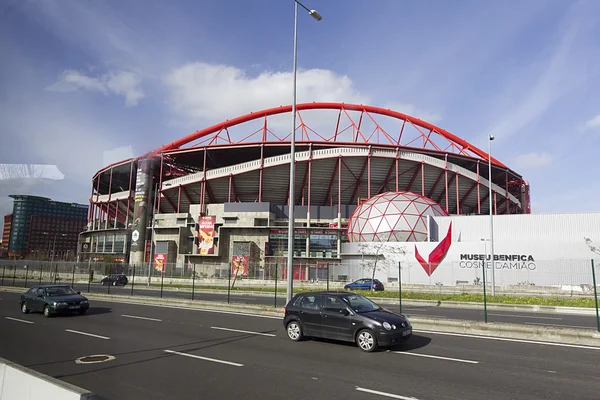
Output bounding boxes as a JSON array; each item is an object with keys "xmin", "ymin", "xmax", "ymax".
[{"xmin": 88, "ymin": 103, "xmax": 529, "ymax": 229}]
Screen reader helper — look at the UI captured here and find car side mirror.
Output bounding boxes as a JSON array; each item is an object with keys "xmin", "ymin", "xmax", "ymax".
[
  {"xmin": 340, "ymin": 308, "xmax": 350, "ymax": 316},
  {"xmin": 77, "ymin": 292, "xmax": 81, "ymax": 295}
]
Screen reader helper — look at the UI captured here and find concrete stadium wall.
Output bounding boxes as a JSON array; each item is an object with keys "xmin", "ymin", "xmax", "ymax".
[{"xmin": 0, "ymin": 357, "xmax": 100, "ymax": 399}]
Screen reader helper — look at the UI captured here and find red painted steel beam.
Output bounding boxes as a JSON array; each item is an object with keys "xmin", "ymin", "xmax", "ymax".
[
  {"xmin": 437, "ymin": 172, "xmax": 456, "ymax": 205},
  {"xmin": 349, "ymin": 158, "xmax": 369, "ymax": 204},
  {"xmin": 452, "ymin": 181, "xmax": 477, "ymax": 214},
  {"xmin": 182, "ymin": 186, "xmax": 193, "ymax": 204},
  {"xmin": 405, "ymin": 164, "xmax": 421, "ymax": 193},
  {"xmin": 324, "ymin": 160, "xmax": 340, "ymax": 206},
  {"xmin": 144, "ymin": 102, "xmax": 506, "ymax": 167},
  {"xmin": 426, "ymin": 169, "xmax": 446, "ymax": 199}
]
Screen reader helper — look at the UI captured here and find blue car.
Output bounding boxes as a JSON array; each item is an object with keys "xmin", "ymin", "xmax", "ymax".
[{"xmin": 344, "ymin": 278, "xmax": 385, "ymax": 292}]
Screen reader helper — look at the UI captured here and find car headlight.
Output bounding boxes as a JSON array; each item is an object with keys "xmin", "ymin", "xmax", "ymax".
[
  {"xmin": 81, "ymin": 300, "xmax": 88, "ymax": 304},
  {"xmin": 382, "ymin": 322, "xmax": 392, "ymax": 331}
]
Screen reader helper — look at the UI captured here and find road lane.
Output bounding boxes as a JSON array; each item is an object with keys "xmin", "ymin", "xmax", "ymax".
[
  {"xmin": 1, "ymin": 291, "xmax": 599, "ymax": 400},
  {"xmin": 4, "ymin": 281, "xmax": 598, "ymax": 330}
]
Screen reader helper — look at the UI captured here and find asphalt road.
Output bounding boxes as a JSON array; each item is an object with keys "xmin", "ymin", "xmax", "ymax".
[
  {"xmin": 1, "ymin": 291, "xmax": 599, "ymax": 400},
  {"xmin": 4, "ymin": 279, "xmax": 600, "ymax": 330}
]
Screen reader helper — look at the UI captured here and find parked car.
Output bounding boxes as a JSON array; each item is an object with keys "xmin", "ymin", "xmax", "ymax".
[
  {"xmin": 101, "ymin": 274, "xmax": 128, "ymax": 286},
  {"xmin": 283, "ymin": 291, "xmax": 411, "ymax": 352},
  {"xmin": 344, "ymin": 278, "xmax": 385, "ymax": 291},
  {"xmin": 20, "ymin": 285, "xmax": 89, "ymax": 317}
]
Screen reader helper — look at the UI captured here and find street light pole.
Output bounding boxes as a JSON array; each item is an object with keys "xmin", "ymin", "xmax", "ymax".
[
  {"xmin": 286, "ymin": 0, "xmax": 322, "ymax": 304},
  {"xmin": 148, "ymin": 182, "xmax": 158, "ymax": 286},
  {"xmin": 488, "ymin": 135, "xmax": 496, "ymax": 296}
]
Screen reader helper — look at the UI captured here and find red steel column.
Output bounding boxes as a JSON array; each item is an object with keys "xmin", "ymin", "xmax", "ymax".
[
  {"xmin": 201, "ymin": 148, "xmax": 207, "ymax": 214},
  {"xmin": 106, "ymin": 167, "xmax": 113, "ymax": 230},
  {"xmin": 421, "ymin": 162, "xmax": 425, "ymax": 196},
  {"xmin": 228, "ymin": 174, "xmax": 233, "ymax": 203},
  {"xmin": 395, "ymin": 148, "xmax": 399, "ymax": 192},
  {"xmin": 455, "ymin": 173, "xmax": 460, "ymax": 214},
  {"xmin": 444, "ymin": 155, "xmax": 449, "ymax": 212},
  {"xmin": 157, "ymin": 154, "xmax": 164, "ymax": 212},
  {"xmin": 476, "ymin": 161, "xmax": 481, "ymax": 214},
  {"xmin": 367, "ymin": 147, "xmax": 371, "ymax": 198},
  {"xmin": 259, "ymin": 144, "xmax": 264, "ymax": 202},
  {"xmin": 177, "ymin": 186, "xmax": 181, "ymax": 213}
]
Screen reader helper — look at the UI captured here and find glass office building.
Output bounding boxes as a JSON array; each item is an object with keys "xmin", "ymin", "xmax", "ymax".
[{"xmin": 7, "ymin": 195, "xmax": 88, "ymax": 258}]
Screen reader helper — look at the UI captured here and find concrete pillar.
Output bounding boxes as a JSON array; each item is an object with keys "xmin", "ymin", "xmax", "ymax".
[{"xmin": 129, "ymin": 158, "xmax": 154, "ymax": 266}]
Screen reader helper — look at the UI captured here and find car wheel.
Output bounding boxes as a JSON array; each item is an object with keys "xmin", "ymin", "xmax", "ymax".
[
  {"xmin": 21, "ymin": 302, "xmax": 29, "ymax": 314},
  {"xmin": 356, "ymin": 329, "xmax": 378, "ymax": 352},
  {"xmin": 112, "ymin": 281, "xmax": 117, "ymax": 286},
  {"xmin": 43, "ymin": 305, "xmax": 52, "ymax": 318},
  {"xmin": 286, "ymin": 321, "xmax": 303, "ymax": 341}
]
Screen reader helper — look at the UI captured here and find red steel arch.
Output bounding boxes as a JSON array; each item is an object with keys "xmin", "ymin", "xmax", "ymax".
[{"xmin": 146, "ymin": 102, "xmax": 506, "ymax": 168}]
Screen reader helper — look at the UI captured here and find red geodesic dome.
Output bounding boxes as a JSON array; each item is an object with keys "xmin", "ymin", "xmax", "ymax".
[{"xmin": 347, "ymin": 191, "xmax": 449, "ymax": 242}]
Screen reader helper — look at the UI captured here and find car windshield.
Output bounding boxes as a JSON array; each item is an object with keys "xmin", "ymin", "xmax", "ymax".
[
  {"xmin": 341, "ymin": 294, "xmax": 381, "ymax": 313},
  {"xmin": 45, "ymin": 287, "xmax": 77, "ymax": 297}
]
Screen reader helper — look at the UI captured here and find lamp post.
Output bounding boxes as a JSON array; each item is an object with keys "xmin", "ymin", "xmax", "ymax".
[
  {"xmin": 43, "ymin": 232, "xmax": 67, "ymax": 281},
  {"xmin": 488, "ymin": 134, "xmax": 496, "ymax": 296},
  {"xmin": 148, "ymin": 182, "xmax": 158, "ymax": 286},
  {"xmin": 286, "ymin": 0, "xmax": 322, "ymax": 304}
]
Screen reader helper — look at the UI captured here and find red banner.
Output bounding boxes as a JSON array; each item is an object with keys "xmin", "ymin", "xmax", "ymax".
[
  {"xmin": 198, "ymin": 216, "xmax": 216, "ymax": 255},
  {"xmin": 154, "ymin": 253, "xmax": 166, "ymax": 272},
  {"xmin": 232, "ymin": 255, "xmax": 249, "ymax": 277}
]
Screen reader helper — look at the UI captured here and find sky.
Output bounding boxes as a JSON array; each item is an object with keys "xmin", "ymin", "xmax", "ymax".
[{"xmin": 1, "ymin": 0, "xmax": 600, "ymax": 220}]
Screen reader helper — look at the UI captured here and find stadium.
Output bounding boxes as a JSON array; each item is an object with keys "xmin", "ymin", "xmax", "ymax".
[{"xmin": 78, "ymin": 102, "xmax": 530, "ymax": 278}]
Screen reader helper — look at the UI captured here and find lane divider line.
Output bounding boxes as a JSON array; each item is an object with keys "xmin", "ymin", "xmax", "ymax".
[
  {"xmin": 164, "ymin": 350, "xmax": 243, "ymax": 367},
  {"xmin": 356, "ymin": 387, "xmax": 419, "ymax": 399},
  {"xmin": 65, "ymin": 329, "xmax": 110, "ymax": 340},
  {"xmin": 210, "ymin": 326, "xmax": 276, "ymax": 337},
  {"xmin": 489, "ymin": 313, "xmax": 562, "ymax": 321},
  {"xmin": 122, "ymin": 314, "xmax": 162, "ymax": 322},
  {"xmin": 5, "ymin": 317, "xmax": 34, "ymax": 324},
  {"xmin": 413, "ymin": 329, "xmax": 600, "ymax": 351},
  {"xmin": 526, "ymin": 322, "xmax": 593, "ymax": 329},
  {"xmin": 393, "ymin": 351, "xmax": 479, "ymax": 364}
]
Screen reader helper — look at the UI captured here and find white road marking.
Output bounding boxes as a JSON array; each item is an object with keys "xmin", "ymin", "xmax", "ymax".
[
  {"xmin": 211, "ymin": 326, "xmax": 276, "ymax": 337},
  {"xmin": 408, "ymin": 314, "xmax": 447, "ymax": 319},
  {"xmin": 122, "ymin": 314, "xmax": 162, "ymax": 322},
  {"xmin": 489, "ymin": 313, "xmax": 562, "ymax": 320},
  {"xmin": 393, "ymin": 351, "xmax": 479, "ymax": 364},
  {"xmin": 164, "ymin": 350, "xmax": 243, "ymax": 367},
  {"xmin": 65, "ymin": 329, "xmax": 110, "ymax": 340},
  {"xmin": 5, "ymin": 317, "xmax": 33, "ymax": 324},
  {"xmin": 414, "ymin": 329, "xmax": 600, "ymax": 351},
  {"xmin": 527, "ymin": 322, "xmax": 593, "ymax": 329},
  {"xmin": 356, "ymin": 387, "xmax": 419, "ymax": 399}
]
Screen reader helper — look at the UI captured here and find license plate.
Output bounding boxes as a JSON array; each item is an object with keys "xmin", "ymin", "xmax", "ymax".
[
  {"xmin": 402, "ymin": 329, "xmax": 412, "ymax": 336},
  {"xmin": 69, "ymin": 305, "xmax": 80, "ymax": 309}
]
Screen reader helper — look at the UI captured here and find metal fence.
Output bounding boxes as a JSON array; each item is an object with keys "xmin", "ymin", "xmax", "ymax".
[{"xmin": 1, "ymin": 258, "xmax": 599, "ymax": 330}]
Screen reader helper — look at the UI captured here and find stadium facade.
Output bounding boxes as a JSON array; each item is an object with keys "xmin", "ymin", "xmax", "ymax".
[{"xmin": 78, "ymin": 102, "xmax": 531, "ymax": 277}]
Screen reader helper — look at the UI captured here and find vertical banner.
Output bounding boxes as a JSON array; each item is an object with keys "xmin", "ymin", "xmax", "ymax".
[
  {"xmin": 232, "ymin": 255, "xmax": 249, "ymax": 277},
  {"xmin": 144, "ymin": 240, "xmax": 151, "ymax": 263},
  {"xmin": 198, "ymin": 216, "xmax": 216, "ymax": 255},
  {"xmin": 154, "ymin": 253, "xmax": 166, "ymax": 272}
]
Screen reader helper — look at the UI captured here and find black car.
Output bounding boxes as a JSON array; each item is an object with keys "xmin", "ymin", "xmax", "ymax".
[
  {"xmin": 283, "ymin": 291, "xmax": 412, "ymax": 352},
  {"xmin": 20, "ymin": 285, "xmax": 90, "ymax": 317},
  {"xmin": 101, "ymin": 274, "xmax": 128, "ymax": 286}
]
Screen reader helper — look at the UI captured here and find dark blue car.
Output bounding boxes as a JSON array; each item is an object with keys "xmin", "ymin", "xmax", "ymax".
[{"xmin": 344, "ymin": 278, "xmax": 385, "ymax": 291}]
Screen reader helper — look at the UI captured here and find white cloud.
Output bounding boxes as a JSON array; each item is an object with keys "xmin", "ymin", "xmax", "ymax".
[
  {"xmin": 384, "ymin": 102, "xmax": 442, "ymax": 124},
  {"xmin": 514, "ymin": 152, "xmax": 553, "ymax": 169},
  {"xmin": 47, "ymin": 70, "xmax": 145, "ymax": 106},
  {"xmin": 102, "ymin": 145, "xmax": 134, "ymax": 167},
  {"xmin": 163, "ymin": 62, "xmax": 367, "ymax": 125},
  {"xmin": 584, "ymin": 114, "xmax": 600, "ymax": 130}
]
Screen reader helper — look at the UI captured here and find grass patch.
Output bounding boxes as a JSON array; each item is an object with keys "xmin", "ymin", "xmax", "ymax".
[{"xmin": 144, "ymin": 284, "xmax": 598, "ymax": 308}]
